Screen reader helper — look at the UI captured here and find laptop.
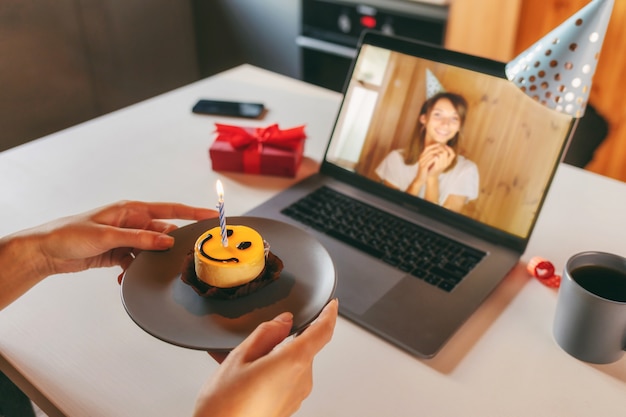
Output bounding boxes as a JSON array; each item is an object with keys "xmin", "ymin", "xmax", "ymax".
[{"xmin": 247, "ymin": 31, "xmax": 575, "ymax": 358}]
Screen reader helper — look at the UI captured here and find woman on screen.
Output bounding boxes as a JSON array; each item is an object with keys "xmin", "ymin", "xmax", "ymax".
[{"xmin": 375, "ymin": 92, "xmax": 479, "ymax": 213}]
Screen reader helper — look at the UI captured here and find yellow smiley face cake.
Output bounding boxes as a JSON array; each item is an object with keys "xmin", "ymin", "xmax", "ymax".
[
  {"xmin": 194, "ymin": 225, "xmax": 265, "ymax": 288},
  {"xmin": 181, "ymin": 224, "xmax": 283, "ymax": 299}
]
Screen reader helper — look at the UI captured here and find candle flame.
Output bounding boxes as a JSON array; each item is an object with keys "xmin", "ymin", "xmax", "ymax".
[{"xmin": 216, "ymin": 179, "xmax": 224, "ymax": 200}]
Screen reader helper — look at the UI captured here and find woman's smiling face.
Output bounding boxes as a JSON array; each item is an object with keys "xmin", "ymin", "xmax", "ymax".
[{"xmin": 420, "ymin": 97, "xmax": 461, "ymax": 145}]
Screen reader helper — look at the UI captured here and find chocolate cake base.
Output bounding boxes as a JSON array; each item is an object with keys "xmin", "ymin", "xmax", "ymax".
[{"xmin": 180, "ymin": 251, "xmax": 283, "ymax": 299}]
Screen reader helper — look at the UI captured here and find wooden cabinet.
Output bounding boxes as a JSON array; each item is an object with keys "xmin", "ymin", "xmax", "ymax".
[
  {"xmin": 445, "ymin": 0, "xmax": 522, "ymax": 61},
  {"xmin": 0, "ymin": 0, "xmax": 199, "ymax": 152},
  {"xmin": 0, "ymin": 1, "xmax": 94, "ymax": 151}
]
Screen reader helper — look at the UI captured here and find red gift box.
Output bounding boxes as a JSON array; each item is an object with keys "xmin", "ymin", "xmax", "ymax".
[{"xmin": 209, "ymin": 123, "xmax": 307, "ymax": 177}]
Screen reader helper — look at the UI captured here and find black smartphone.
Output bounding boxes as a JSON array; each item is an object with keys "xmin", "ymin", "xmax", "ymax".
[{"xmin": 192, "ymin": 99, "xmax": 265, "ymax": 119}]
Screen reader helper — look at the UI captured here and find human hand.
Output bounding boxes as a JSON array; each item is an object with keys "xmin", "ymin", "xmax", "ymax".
[
  {"xmin": 193, "ymin": 298, "xmax": 339, "ymax": 417},
  {"xmin": 25, "ymin": 200, "xmax": 216, "ymax": 280},
  {"xmin": 419, "ymin": 144, "xmax": 455, "ymax": 177},
  {"xmin": 0, "ymin": 200, "xmax": 216, "ymax": 310},
  {"xmin": 414, "ymin": 144, "xmax": 440, "ymax": 182}
]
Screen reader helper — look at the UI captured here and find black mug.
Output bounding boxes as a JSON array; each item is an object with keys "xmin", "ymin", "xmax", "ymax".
[{"xmin": 553, "ymin": 251, "xmax": 626, "ymax": 364}]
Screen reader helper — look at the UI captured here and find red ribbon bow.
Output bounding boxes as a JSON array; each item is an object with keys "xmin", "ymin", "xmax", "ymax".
[
  {"xmin": 214, "ymin": 123, "xmax": 306, "ymax": 174},
  {"xmin": 215, "ymin": 123, "xmax": 306, "ymax": 150}
]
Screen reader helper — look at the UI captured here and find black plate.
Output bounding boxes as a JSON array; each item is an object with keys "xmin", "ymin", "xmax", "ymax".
[{"xmin": 121, "ymin": 217, "xmax": 336, "ymax": 351}]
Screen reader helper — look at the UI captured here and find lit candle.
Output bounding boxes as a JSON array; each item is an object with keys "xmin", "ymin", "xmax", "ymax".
[{"xmin": 216, "ymin": 179, "xmax": 228, "ymax": 247}]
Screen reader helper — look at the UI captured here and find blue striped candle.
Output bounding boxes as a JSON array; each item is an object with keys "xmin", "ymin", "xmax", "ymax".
[{"xmin": 216, "ymin": 180, "xmax": 228, "ymax": 247}]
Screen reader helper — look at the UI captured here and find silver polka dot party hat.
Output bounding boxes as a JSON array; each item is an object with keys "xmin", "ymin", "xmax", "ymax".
[
  {"xmin": 426, "ymin": 68, "xmax": 446, "ymax": 99},
  {"xmin": 505, "ymin": 0, "xmax": 614, "ymax": 118}
]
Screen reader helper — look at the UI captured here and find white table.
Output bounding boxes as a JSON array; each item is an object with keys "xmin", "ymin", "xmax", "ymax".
[{"xmin": 1, "ymin": 65, "xmax": 626, "ymax": 417}]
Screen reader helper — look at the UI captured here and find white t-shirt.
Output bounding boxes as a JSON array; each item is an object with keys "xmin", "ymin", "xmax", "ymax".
[{"xmin": 375, "ymin": 149, "xmax": 479, "ymax": 205}]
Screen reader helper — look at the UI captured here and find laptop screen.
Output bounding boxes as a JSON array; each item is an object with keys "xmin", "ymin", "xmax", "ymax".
[{"xmin": 324, "ymin": 33, "xmax": 574, "ymax": 240}]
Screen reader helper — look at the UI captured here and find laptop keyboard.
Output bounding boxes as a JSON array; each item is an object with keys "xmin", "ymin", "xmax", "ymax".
[{"xmin": 281, "ymin": 186, "xmax": 485, "ymax": 292}]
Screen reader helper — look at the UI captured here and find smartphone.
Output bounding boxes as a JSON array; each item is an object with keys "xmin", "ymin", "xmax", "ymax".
[{"xmin": 192, "ymin": 99, "xmax": 265, "ymax": 119}]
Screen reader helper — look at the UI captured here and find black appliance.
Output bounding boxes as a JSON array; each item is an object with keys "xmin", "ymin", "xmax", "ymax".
[{"xmin": 298, "ymin": 0, "xmax": 448, "ymax": 92}]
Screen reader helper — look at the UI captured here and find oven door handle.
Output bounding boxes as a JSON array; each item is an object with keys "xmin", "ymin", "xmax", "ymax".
[{"xmin": 296, "ymin": 36, "xmax": 357, "ymax": 59}]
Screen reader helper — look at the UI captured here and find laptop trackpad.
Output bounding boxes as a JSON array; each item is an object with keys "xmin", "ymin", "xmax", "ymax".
[{"xmin": 330, "ymin": 246, "xmax": 405, "ymax": 315}]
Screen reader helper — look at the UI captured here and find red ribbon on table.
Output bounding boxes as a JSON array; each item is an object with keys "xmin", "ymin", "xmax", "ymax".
[
  {"xmin": 214, "ymin": 123, "xmax": 306, "ymax": 174},
  {"xmin": 527, "ymin": 256, "xmax": 561, "ymax": 288}
]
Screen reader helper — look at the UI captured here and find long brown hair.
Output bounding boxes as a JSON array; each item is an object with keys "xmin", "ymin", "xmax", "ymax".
[{"xmin": 403, "ymin": 92, "xmax": 468, "ymax": 171}]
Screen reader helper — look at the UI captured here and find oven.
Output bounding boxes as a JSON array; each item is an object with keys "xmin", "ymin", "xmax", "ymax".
[{"xmin": 297, "ymin": 0, "xmax": 449, "ymax": 92}]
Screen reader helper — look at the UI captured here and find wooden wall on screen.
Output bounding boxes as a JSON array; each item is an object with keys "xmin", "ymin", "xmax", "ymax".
[{"xmin": 352, "ymin": 52, "xmax": 571, "ymax": 236}]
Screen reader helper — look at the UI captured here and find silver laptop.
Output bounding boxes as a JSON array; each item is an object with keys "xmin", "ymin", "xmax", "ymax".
[{"xmin": 247, "ymin": 31, "xmax": 575, "ymax": 358}]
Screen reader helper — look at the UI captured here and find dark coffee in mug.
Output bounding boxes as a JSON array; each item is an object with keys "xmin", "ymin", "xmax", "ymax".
[{"xmin": 570, "ymin": 265, "xmax": 626, "ymax": 302}]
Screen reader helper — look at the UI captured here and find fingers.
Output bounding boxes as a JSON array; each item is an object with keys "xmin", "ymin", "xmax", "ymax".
[
  {"xmin": 441, "ymin": 145, "xmax": 455, "ymax": 161},
  {"xmin": 127, "ymin": 201, "xmax": 218, "ymax": 222},
  {"xmin": 419, "ymin": 153, "xmax": 438, "ymax": 174},
  {"xmin": 92, "ymin": 201, "xmax": 218, "ymax": 229},
  {"xmin": 290, "ymin": 299, "xmax": 338, "ymax": 357},
  {"xmin": 147, "ymin": 220, "xmax": 180, "ymax": 235},
  {"xmin": 214, "ymin": 300, "xmax": 337, "ymax": 366},
  {"xmin": 139, "ymin": 202, "xmax": 218, "ymax": 222},
  {"xmin": 421, "ymin": 145, "xmax": 444, "ymax": 162},
  {"xmin": 99, "ymin": 226, "xmax": 175, "ymax": 253},
  {"xmin": 100, "ymin": 202, "xmax": 216, "ymax": 285},
  {"xmin": 421, "ymin": 144, "xmax": 455, "ymax": 175},
  {"xmin": 233, "ymin": 312, "xmax": 294, "ymax": 363},
  {"xmin": 91, "ymin": 201, "xmax": 219, "ymax": 251},
  {"xmin": 422, "ymin": 143, "xmax": 453, "ymax": 159}
]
